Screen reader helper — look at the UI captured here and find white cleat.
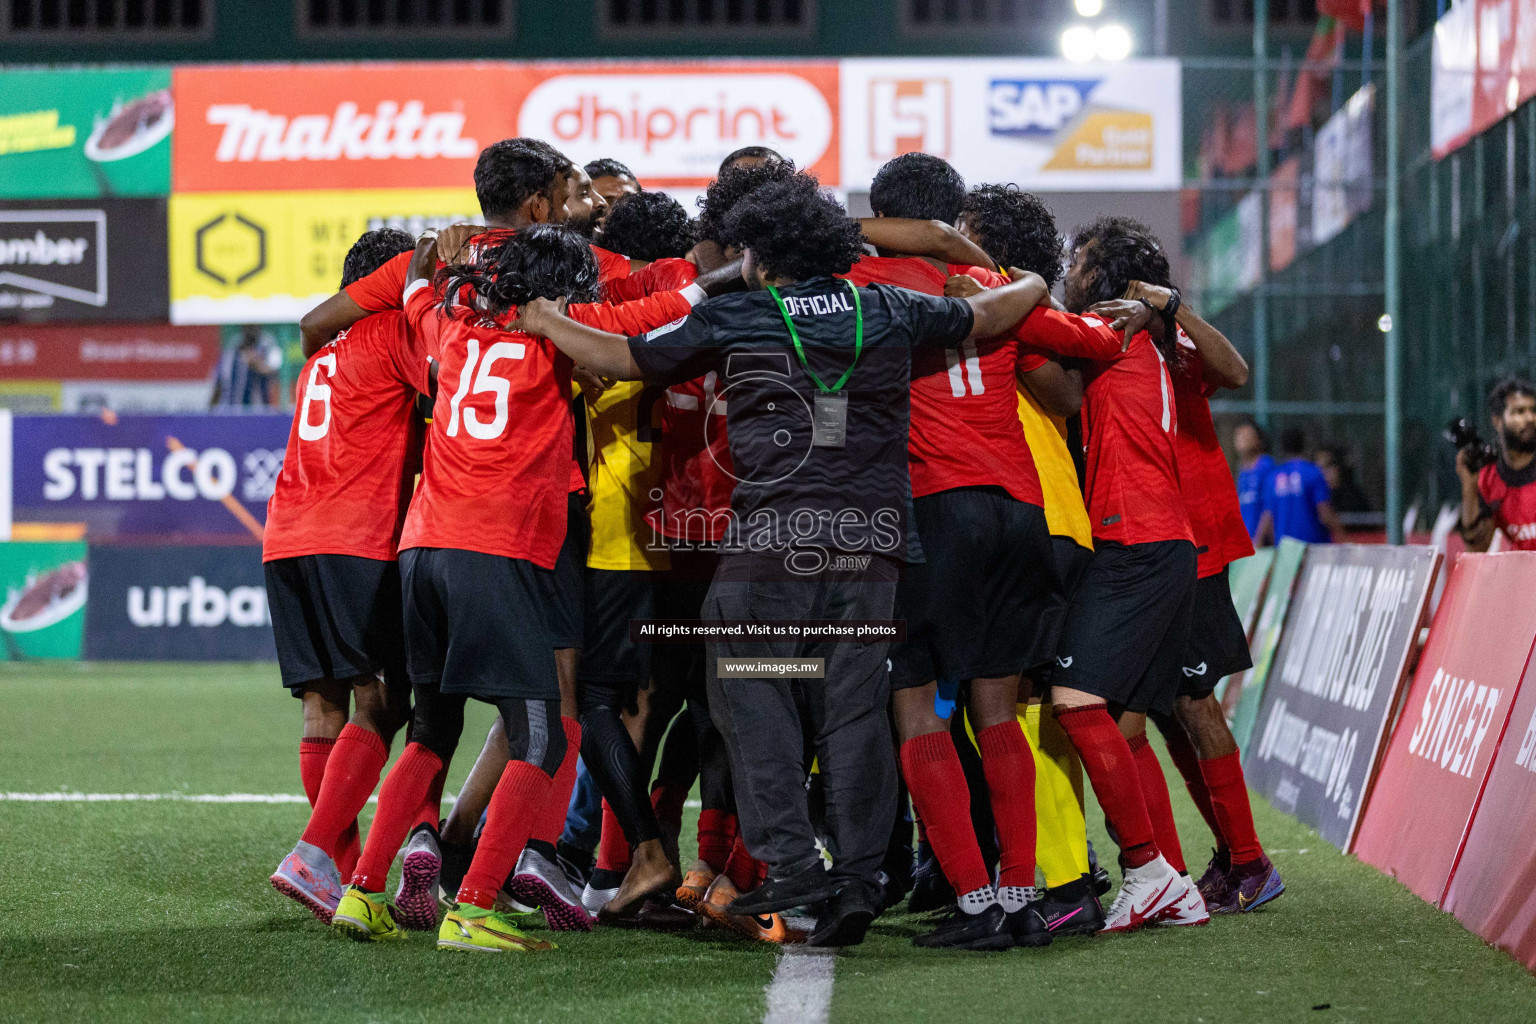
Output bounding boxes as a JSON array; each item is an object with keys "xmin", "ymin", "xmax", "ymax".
[
  {"xmin": 581, "ymin": 881, "xmax": 620, "ymax": 916},
  {"xmin": 1102, "ymin": 855, "xmax": 1183, "ymax": 934},
  {"xmin": 1153, "ymin": 876, "xmax": 1211, "ymax": 927}
]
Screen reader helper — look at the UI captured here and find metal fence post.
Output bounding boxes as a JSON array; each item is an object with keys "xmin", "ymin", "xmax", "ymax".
[
  {"xmin": 1254, "ymin": 0, "xmax": 1271, "ymax": 429},
  {"xmin": 1385, "ymin": 0, "xmax": 1404, "ymax": 542}
]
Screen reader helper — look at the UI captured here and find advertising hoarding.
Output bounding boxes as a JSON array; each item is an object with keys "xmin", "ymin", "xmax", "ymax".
[{"xmin": 0, "ymin": 199, "xmax": 168, "ymax": 323}]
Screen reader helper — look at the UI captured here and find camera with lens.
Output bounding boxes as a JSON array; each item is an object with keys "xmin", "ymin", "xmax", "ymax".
[{"xmin": 1445, "ymin": 417, "xmax": 1498, "ymax": 471}]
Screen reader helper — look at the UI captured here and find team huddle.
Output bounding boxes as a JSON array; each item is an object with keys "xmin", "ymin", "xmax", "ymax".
[{"xmin": 261, "ymin": 136, "xmax": 1286, "ymax": 955}]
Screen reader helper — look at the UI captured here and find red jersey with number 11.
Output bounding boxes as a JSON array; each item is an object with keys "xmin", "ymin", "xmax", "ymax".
[{"xmin": 263, "ymin": 311, "xmax": 431, "ymax": 563}]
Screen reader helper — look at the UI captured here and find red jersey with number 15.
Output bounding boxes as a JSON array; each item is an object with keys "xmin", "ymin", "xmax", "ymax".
[
  {"xmin": 841, "ymin": 255, "xmax": 1043, "ymax": 507},
  {"xmin": 398, "ymin": 283, "xmax": 574, "ymax": 567},
  {"xmin": 1018, "ymin": 306, "xmax": 1192, "ymax": 547},
  {"xmin": 263, "ymin": 311, "xmax": 431, "ymax": 564}
]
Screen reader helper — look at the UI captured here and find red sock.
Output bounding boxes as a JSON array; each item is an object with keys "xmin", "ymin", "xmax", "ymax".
[
  {"xmin": 1054, "ymin": 704, "xmax": 1158, "ymax": 869},
  {"xmin": 1200, "ymin": 752, "xmax": 1264, "ymax": 865},
  {"xmin": 899, "ymin": 731, "xmax": 991, "ymax": 896},
  {"xmin": 696, "ymin": 809, "xmax": 736, "ymax": 872},
  {"xmin": 1161, "ymin": 724, "xmax": 1223, "ymax": 852},
  {"xmin": 650, "ymin": 779, "xmax": 689, "ymax": 830},
  {"xmin": 299, "ymin": 736, "xmax": 334, "ymax": 806},
  {"xmin": 724, "ymin": 833, "xmax": 766, "ymax": 891},
  {"xmin": 595, "ymin": 800, "xmax": 631, "ymax": 874},
  {"xmin": 532, "ymin": 718, "xmax": 582, "ymax": 845},
  {"xmin": 409, "ymin": 765, "xmax": 447, "ymax": 836},
  {"xmin": 335, "ymin": 825, "xmax": 361, "ymax": 881},
  {"xmin": 1128, "ymin": 733, "xmax": 1186, "ymax": 874},
  {"xmin": 456, "ymin": 761, "xmax": 553, "ymax": 909},
  {"xmin": 300, "ymin": 723, "xmax": 389, "ymax": 858},
  {"xmin": 351, "ymin": 743, "xmax": 442, "ymax": 892},
  {"xmin": 977, "ymin": 722, "xmax": 1037, "ymax": 890}
]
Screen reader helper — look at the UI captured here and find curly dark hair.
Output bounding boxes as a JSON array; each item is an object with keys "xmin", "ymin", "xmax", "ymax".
[
  {"xmin": 695, "ymin": 158, "xmax": 798, "ymax": 246},
  {"xmin": 719, "ymin": 146, "xmax": 790, "ymax": 174},
  {"xmin": 339, "ymin": 228, "xmax": 416, "ymax": 289},
  {"xmin": 869, "ymin": 152, "xmax": 967, "ymax": 223},
  {"xmin": 436, "ymin": 223, "xmax": 601, "ymax": 318},
  {"xmin": 960, "ymin": 184, "xmax": 1063, "ymax": 288},
  {"xmin": 719, "ymin": 173, "xmax": 866, "ymax": 282},
  {"xmin": 584, "ymin": 157, "xmax": 636, "ymax": 182},
  {"xmin": 1068, "ymin": 215, "xmax": 1176, "ymax": 358},
  {"xmin": 598, "ymin": 191, "xmax": 696, "ymax": 261},
  {"xmin": 474, "ymin": 138, "xmax": 569, "ymax": 223},
  {"xmin": 1488, "ymin": 375, "xmax": 1536, "ymax": 419}
]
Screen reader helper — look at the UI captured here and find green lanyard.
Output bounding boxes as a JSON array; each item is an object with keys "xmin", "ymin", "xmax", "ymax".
[{"xmin": 766, "ymin": 280, "xmax": 864, "ymax": 394}]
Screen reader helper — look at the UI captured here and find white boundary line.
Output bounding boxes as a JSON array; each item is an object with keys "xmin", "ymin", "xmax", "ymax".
[
  {"xmin": 2, "ymin": 792, "xmax": 704, "ymax": 807},
  {"xmin": 763, "ymin": 947, "xmax": 835, "ymax": 1024}
]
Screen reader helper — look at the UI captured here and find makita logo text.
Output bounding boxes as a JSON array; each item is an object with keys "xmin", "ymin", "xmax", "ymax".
[
  {"xmin": 1406, "ymin": 667, "xmax": 1501, "ymax": 778},
  {"xmin": 205, "ymin": 102, "xmax": 479, "ymax": 162},
  {"xmin": 1, "ymin": 231, "xmax": 89, "ymax": 266},
  {"xmin": 127, "ymin": 576, "xmax": 269, "ymax": 628}
]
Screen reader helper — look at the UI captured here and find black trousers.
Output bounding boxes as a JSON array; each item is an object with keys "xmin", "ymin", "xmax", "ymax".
[{"xmin": 703, "ymin": 555, "xmax": 899, "ymax": 897}]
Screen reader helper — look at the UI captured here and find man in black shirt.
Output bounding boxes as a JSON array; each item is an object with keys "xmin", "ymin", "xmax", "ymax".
[{"xmin": 514, "ymin": 173, "xmax": 1050, "ymax": 946}]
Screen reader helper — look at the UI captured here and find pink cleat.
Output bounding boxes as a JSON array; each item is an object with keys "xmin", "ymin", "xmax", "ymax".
[{"xmin": 270, "ymin": 841, "xmax": 344, "ymax": 923}]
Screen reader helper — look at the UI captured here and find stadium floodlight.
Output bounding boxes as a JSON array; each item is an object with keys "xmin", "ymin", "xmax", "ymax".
[
  {"xmin": 1074, "ymin": 0, "xmax": 1104, "ymax": 16},
  {"xmin": 1061, "ymin": 24, "xmax": 1098, "ymax": 61},
  {"xmin": 1094, "ymin": 23, "xmax": 1134, "ymax": 60}
]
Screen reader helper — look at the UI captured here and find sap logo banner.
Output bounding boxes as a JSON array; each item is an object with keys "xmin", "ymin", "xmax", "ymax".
[
  {"xmin": 11, "ymin": 413, "xmax": 291, "ymax": 540},
  {"xmin": 1243, "ymin": 545, "xmax": 1439, "ymax": 849},
  {"xmin": 987, "ymin": 79, "xmax": 1098, "ymax": 138},
  {"xmin": 85, "ymin": 544, "xmax": 276, "ymax": 660}
]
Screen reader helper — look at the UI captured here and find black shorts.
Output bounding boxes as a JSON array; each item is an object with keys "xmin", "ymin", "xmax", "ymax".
[
  {"xmin": 650, "ymin": 550, "xmax": 718, "ymax": 708},
  {"xmin": 1052, "ymin": 535, "xmax": 1094, "ymax": 599},
  {"xmin": 1180, "ymin": 568, "xmax": 1254, "ymax": 698},
  {"xmin": 890, "ymin": 488, "xmax": 1066, "ymax": 689},
  {"xmin": 578, "ymin": 568, "xmax": 655, "ymax": 695},
  {"xmin": 1050, "ymin": 539, "xmax": 1198, "ymax": 715},
  {"xmin": 264, "ymin": 553, "xmax": 408, "ymax": 697},
  {"xmin": 536, "ymin": 492, "xmax": 589, "ymax": 649},
  {"xmin": 400, "ymin": 546, "xmax": 558, "ymax": 700}
]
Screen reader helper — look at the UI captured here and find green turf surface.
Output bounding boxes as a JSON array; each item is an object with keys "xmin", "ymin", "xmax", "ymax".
[{"xmin": 3, "ymin": 661, "xmax": 1535, "ymax": 1024}]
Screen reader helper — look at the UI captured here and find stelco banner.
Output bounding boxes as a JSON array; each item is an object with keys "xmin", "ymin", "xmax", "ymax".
[
  {"xmin": 838, "ymin": 58, "xmax": 1181, "ymax": 192},
  {"xmin": 1353, "ymin": 554, "xmax": 1536, "ymax": 904},
  {"xmin": 0, "ymin": 199, "xmax": 168, "ymax": 322},
  {"xmin": 84, "ymin": 542, "xmax": 276, "ymax": 660},
  {"xmin": 1244, "ymin": 545, "xmax": 1440, "ymax": 849},
  {"xmin": 8, "ymin": 413, "xmax": 290, "ymax": 541},
  {"xmin": 0, "ymin": 67, "xmax": 172, "ymax": 199}
]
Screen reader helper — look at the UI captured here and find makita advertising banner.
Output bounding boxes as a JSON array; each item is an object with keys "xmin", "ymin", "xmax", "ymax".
[
  {"xmin": 1442, "ymin": 614, "xmax": 1536, "ymax": 971},
  {"xmin": 84, "ymin": 542, "xmax": 275, "ymax": 660},
  {"xmin": 1244, "ymin": 545, "xmax": 1440, "ymax": 849},
  {"xmin": 1353, "ymin": 554, "xmax": 1536, "ymax": 903},
  {"xmin": 0, "ymin": 199, "xmax": 168, "ymax": 322},
  {"xmin": 8, "ymin": 413, "xmax": 288, "ymax": 541}
]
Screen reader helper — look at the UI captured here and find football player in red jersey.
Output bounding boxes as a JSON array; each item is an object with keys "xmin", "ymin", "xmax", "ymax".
[
  {"xmin": 841, "ymin": 153, "xmax": 1066, "ymax": 951},
  {"xmin": 265, "ymin": 228, "xmax": 427, "ymax": 927},
  {"xmin": 1106, "ymin": 252, "xmax": 1285, "ymax": 916},
  {"xmin": 1016, "ymin": 223, "xmax": 1208, "ymax": 935},
  {"xmin": 331, "ymin": 225, "xmax": 607, "ymax": 952}
]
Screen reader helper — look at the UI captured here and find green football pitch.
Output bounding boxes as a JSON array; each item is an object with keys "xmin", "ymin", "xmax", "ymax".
[{"xmin": 4, "ymin": 662, "xmax": 1535, "ymax": 1024}]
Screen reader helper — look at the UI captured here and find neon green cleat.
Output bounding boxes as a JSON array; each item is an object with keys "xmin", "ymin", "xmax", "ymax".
[
  {"xmin": 331, "ymin": 886, "xmax": 406, "ymax": 943},
  {"xmin": 437, "ymin": 903, "xmax": 557, "ymax": 954}
]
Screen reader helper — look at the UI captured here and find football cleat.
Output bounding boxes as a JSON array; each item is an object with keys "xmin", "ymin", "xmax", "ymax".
[
  {"xmin": 331, "ymin": 887, "xmax": 406, "ymax": 943},
  {"xmin": 270, "ymin": 841, "xmax": 344, "ymax": 924},
  {"xmin": 1229, "ymin": 855, "xmax": 1285, "ymax": 914},
  {"xmin": 508, "ymin": 844, "xmax": 594, "ymax": 932},
  {"xmin": 1102, "ymin": 856, "xmax": 1183, "ymax": 935},
  {"xmin": 1037, "ymin": 886, "xmax": 1105, "ymax": 937},
  {"xmin": 912, "ymin": 903, "xmax": 1015, "ymax": 951},
  {"xmin": 697, "ymin": 873, "xmax": 806, "ymax": 944},
  {"xmin": 437, "ymin": 903, "xmax": 556, "ymax": 954},
  {"xmin": 393, "ymin": 825, "xmax": 442, "ymax": 931},
  {"xmin": 1153, "ymin": 877, "xmax": 1211, "ymax": 927},
  {"xmin": 1005, "ymin": 902, "xmax": 1054, "ymax": 949},
  {"xmin": 1195, "ymin": 849, "xmax": 1235, "ymax": 911},
  {"xmin": 676, "ymin": 863, "xmax": 718, "ymax": 910}
]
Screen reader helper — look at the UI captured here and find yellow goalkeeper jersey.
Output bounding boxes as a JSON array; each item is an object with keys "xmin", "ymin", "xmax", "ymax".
[
  {"xmin": 1016, "ymin": 387, "xmax": 1092, "ymax": 550},
  {"xmin": 585, "ymin": 380, "xmax": 670, "ymax": 572}
]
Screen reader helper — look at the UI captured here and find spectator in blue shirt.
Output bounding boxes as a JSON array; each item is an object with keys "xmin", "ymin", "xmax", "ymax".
[
  {"xmin": 211, "ymin": 325, "xmax": 283, "ymax": 408},
  {"xmin": 1233, "ymin": 419, "xmax": 1274, "ymax": 539},
  {"xmin": 1258, "ymin": 427, "xmax": 1346, "ymax": 545}
]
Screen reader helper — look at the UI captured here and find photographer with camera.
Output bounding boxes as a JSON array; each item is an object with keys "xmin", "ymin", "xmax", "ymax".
[{"xmin": 1457, "ymin": 377, "xmax": 1536, "ymax": 551}]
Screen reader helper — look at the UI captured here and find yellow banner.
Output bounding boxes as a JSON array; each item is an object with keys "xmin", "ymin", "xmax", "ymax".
[{"xmin": 169, "ymin": 188, "xmax": 480, "ymax": 324}]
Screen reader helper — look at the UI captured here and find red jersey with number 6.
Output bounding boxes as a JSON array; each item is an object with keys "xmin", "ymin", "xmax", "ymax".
[
  {"xmin": 398, "ymin": 284, "xmax": 574, "ymax": 567},
  {"xmin": 263, "ymin": 311, "xmax": 431, "ymax": 563},
  {"xmin": 841, "ymin": 255, "xmax": 1043, "ymax": 507},
  {"xmin": 1017, "ymin": 306, "xmax": 1192, "ymax": 547}
]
